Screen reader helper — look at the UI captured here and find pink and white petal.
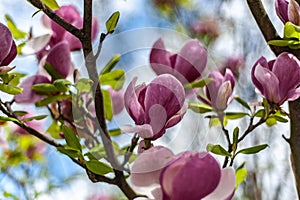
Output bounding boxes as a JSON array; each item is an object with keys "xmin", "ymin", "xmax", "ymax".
[
  {"xmin": 131, "ymin": 146, "xmax": 174, "ymax": 187},
  {"xmin": 285, "ymin": 88, "xmax": 300, "ymax": 102},
  {"xmin": 21, "ymin": 34, "xmax": 51, "ymax": 55},
  {"xmin": 0, "ymin": 23, "xmax": 13, "ymax": 63},
  {"xmin": 165, "ymin": 102, "xmax": 187, "ymax": 128},
  {"xmin": 121, "ymin": 124, "xmax": 154, "ymax": 138},
  {"xmin": 150, "ymin": 38, "xmax": 173, "ymax": 75},
  {"xmin": 202, "ymin": 167, "xmax": 236, "ymax": 200},
  {"xmin": 124, "ymin": 77, "xmax": 146, "ymax": 124}
]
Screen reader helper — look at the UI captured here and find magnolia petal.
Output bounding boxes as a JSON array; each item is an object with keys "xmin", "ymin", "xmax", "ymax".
[
  {"xmin": 46, "ymin": 41, "xmax": 71, "ymax": 78},
  {"xmin": 124, "ymin": 77, "xmax": 146, "ymax": 124},
  {"xmin": 275, "ymin": 0, "xmax": 289, "ymax": 23},
  {"xmin": 161, "ymin": 152, "xmax": 221, "ymax": 200},
  {"xmin": 174, "ymin": 39, "xmax": 207, "ymax": 83},
  {"xmin": 203, "ymin": 167, "xmax": 236, "ymax": 200},
  {"xmin": 165, "ymin": 102, "xmax": 188, "ymax": 129},
  {"xmin": 144, "ymin": 74, "xmax": 185, "ymax": 120},
  {"xmin": 108, "ymin": 88, "xmax": 124, "ymax": 115},
  {"xmin": 131, "ymin": 146, "xmax": 174, "ymax": 187},
  {"xmin": 285, "ymin": 88, "xmax": 300, "ymax": 102},
  {"xmin": 150, "ymin": 38, "xmax": 173, "ymax": 75},
  {"xmin": 254, "ymin": 64, "xmax": 281, "ymax": 104},
  {"xmin": 288, "ymin": 0, "xmax": 300, "ymax": 25},
  {"xmin": 64, "ymin": 18, "xmax": 83, "ymax": 51},
  {"xmin": 272, "ymin": 53, "xmax": 300, "ymax": 100},
  {"xmin": 251, "ymin": 56, "xmax": 268, "ymax": 94},
  {"xmin": 14, "ymin": 75, "xmax": 51, "ymax": 104},
  {"xmin": 214, "ymin": 81, "xmax": 232, "ymax": 111},
  {"xmin": 21, "ymin": 34, "xmax": 51, "ymax": 55},
  {"xmin": 0, "ymin": 23, "xmax": 15, "ymax": 65},
  {"xmin": 121, "ymin": 124, "xmax": 154, "ymax": 138}
]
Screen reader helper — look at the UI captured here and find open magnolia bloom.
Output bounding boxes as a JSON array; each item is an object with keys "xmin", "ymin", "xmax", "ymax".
[
  {"xmin": 160, "ymin": 151, "xmax": 235, "ymax": 200},
  {"xmin": 275, "ymin": 0, "xmax": 300, "ymax": 25},
  {"xmin": 251, "ymin": 52, "xmax": 300, "ymax": 105},
  {"xmin": 123, "ymin": 74, "xmax": 187, "ymax": 140},
  {"xmin": 150, "ymin": 38, "xmax": 207, "ymax": 84},
  {"xmin": 0, "ymin": 23, "xmax": 17, "ymax": 73},
  {"xmin": 198, "ymin": 69, "xmax": 235, "ymax": 111}
]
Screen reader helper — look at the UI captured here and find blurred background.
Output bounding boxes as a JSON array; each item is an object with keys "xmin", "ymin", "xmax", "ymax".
[{"xmin": 0, "ymin": 0, "xmax": 297, "ymax": 199}]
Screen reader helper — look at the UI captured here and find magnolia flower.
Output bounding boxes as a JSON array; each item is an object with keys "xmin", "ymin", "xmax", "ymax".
[
  {"xmin": 108, "ymin": 87, "xmax": 124, "ymax": 115},
  {"xmin": 251, "ymin": 52, "xmax": 300, "ymax": 105},
  {"xmin": 198, "ymin": 69, "xmax": 235, "ymax": 111},
  {"xmin": 123, "ymin": 74, "xmax": 186, "ymax": 140},
  {"xmin": 0, "ymin": 23, "xmax": 17, "ymax": 69},
  {"xmin": 45, "ymin": 41, "xmax": 72, "ymax": 79},
  {"xmin": 41, "ymin": 5, "xmax": 99, "ymax": 52},
  {"xmin": 191, "ymin": 18, "xmax": 220, "ymax": 40},
  {"xmin": 14, "ymin": 75, "xmax": 51, "ymax": 104},
  {"xmin": 275, "ymin": 0, "xmax": 300, "ymax": 25},
  {"xmin": 160, "ymin": 151, "xmax": 235, "ymax": 200},
  {"xmin": 130, "ymin": 146, "xmax": 174, "ymax": 187},
  {"xmin": 219, "ymin": 56, "xmax": 245, "ymax": 78},
  {"xmin": 150, "ymin": 38, "xmax": 207, "ymax": 84}
]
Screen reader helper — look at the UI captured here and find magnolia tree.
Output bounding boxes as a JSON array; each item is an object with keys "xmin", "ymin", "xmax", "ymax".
[{"xmin": 1, "ymin": 0, "xmax": 300, "ymax": 199}]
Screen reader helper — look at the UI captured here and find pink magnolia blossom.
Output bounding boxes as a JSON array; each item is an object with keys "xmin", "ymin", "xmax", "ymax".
[
  {"xmin": 198, "ymin": 69, "xmax": 235, "ymax": 111},
  {"xmin": 41, "ymin": 5, "xmax": 99, "ymax": 52},
  {"xmin": 45, "ymin": 41, "xmax": 72, "ymax": 79},
  {"xmin": 219, "ymin": 56, "xmax": 245, "ymax": 78},
  {"xmin": 191, "ymin": 18, "xmax": 220, "ymax": 40},
  {"xmin": 160, "ymin": 151, "xmax": 235, "ymax": 200},
  {"xmin": 108, "ymin": 87, "xmax": 124, "ymax": 115},
  {"xmin": 150, "ymin": 38, "xmax": 207, "ymax": 84},
  {"xmin": 251, "ymin": 52, "xmax": 300, "ymax": 105},
  {"xmin": 14, "ymin": 75, "xmax": 51, "ymax": 104},
  {"xmin": 123, "ymin": 74, "xmax": 186, "ymax": 140},
  {"xmin": 275, "ymin": 0, "xmax": 300, "ymax": 25},
  {"xmin": 130, "ymin": 146, "xmax": 174, "ymax": 187},
  {"xmin": 0, "ymin": 23, "xmax": 17, "ymax": 67}
]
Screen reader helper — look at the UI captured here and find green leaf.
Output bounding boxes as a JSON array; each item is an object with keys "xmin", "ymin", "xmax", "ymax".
[
  {"xmin": 225, "ymin": 112, "xmax": 249, "ymax": 120},
  {"xmin": 0, "ymin": 83, "xmax": 23, "ymax": 95},
  {"xmin": 235, "ymin": 167, "xmax": 247, "ymax": 188},
  {"xmin": 100, "ymin": 54, "xmax": 121, "ymax": 74},
  {"xmin": 47, "ymin": 120, "xmax": 61, "ymax": 139},
  {"xmin": 188, "ymin": 102, "xmax": 213, "ymax": 113},
  {"xmin": 232, "ymin": 127, "xmax": 239, "ymax": 152},
  {"xmin": 236, "ymin": 144, "xmax": 268, "ymax": 155},
  {"xmin": 44, "ymin": 62, "xmax": 63, "ymax": 80},
  {"xmin": 99, "ymin": 69, "xmax": 125, "ymax": 90},
  {"xmin": 35, "ymin": 94, "xmax": 71, "ymax": 107},
  {"xmin": 75, "ymin": 78, "xmax": 93, "ymax": 94},
  {"xmin": 284, "ymin": 22, "xmax": 300, "ymax": 39},
  {"xmin": 41, "ymin": 0, "xmax": 60, "ymax": 10},
  {"xmin": 254, "ymin": 109, "xmax": 265, "ymax": 117},
  {"xmin": 85, "ymin": 160, "xmax": 113, "ymax": 175},
  {"xmin": 102, "ymin": 89, "xmax": 113, "ymax": 121},
  {"xmin": 7, "ymin": 72, "xmax": 26, "ymax": 86},
  {"xmin": 0, "ymin": 116, "xmax": 19, "ymax": 122},
  {"xmin": 23, "ymin": 115, "xmax": 48, "ymax": 122},
  {"xmin": 206, "ymin": 144, "xmax": 231, "ymax": 157},
  {"xmin": 5, "ymin": 14, "xmax": 27, "ymax": 40},
  {"xmin": 269, "ymin": 115, "xmax": 289, "ymax": 123},
  {"xmin": 61, "ymin": 125, "xmax": 81, "ymax": 152},
  {"xmin": 32, "ymin": 83, "xmax": 60, "ymax": 93},
  {"xmin": 13, "ymin": 111, "xmax": 28, "ymax": 116},
  {"xmin": 105, "ymin": 11, "xmax": 120, "ymax": 34},
  {"xmin": 208, "ymin": 117, "xmax": 227, "ymax": 127},
  {"xmin": 53, "ymin": 79, "xmax": 71, "ymax": 92},
  {"xmin": 109, "ymin": 128, "xmax": 121, "ymax": 137},
  {"xmin": 234, "ymin": 96, "xmax": 251, "ymax": 110},
  {"xmin": 268, "ymin": 39, "xmax": 296, "ymax": 47},
  {"xmin": 57, "ymin": 146, "xmax": 81, "ymax": 159},
  {"xmin": 184, "ymin": 78, "xmax": 213, "ymax": 89}
]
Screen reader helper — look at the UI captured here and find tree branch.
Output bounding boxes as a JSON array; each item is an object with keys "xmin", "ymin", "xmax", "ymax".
[
  {"xmin": 27, "ymin": 0, "xmax": 83, "ymax": 39},
  {"xmin": 246, "ymin": 0, "xmax": 300, "ymax": 197}
]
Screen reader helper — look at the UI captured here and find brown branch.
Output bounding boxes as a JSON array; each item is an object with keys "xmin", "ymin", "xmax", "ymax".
[{"xmin": 246, "ymin": 0, "xmax": 300, "ymax": 197}]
